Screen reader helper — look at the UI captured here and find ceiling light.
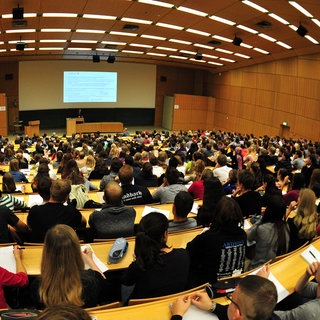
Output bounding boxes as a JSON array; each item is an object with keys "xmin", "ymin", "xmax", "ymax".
[
  {"xmin": 169, "ymin": 39, "xmax": 192, "ymax": 45},
  {"xmin": 76, "ymin": 29, "xmax": 105, "ymax": 34},
  {"xmin": 212, "ymin": 35, "xmax": 233, "ymax": 43},
  {"xmin": 83, "ymin": 14, "xmax": 116, "ymax": 20},
  {"xmin": 41, "ymin": 28, "xmax": 71, "ymax": 32},
  {"xmin": 268, "ymin": 13, "xmax": 289, "ymax": 25},
  {"xmin": 110, "ymin": 31, "xmax": 137, "ymax": 37},
  {"xmin": 208, "ymin": 61, "xmax": 223, "ymax": 66},
  {"xmin": 240, "ymin": 43, "xmax": 253, "ymax": 49},
  {"xmin": 6, "ymin": 29, "xmax": 35, "ymax": 33},
  {"xmin": 156, "ymin": 46, "xmax": 177, "ymax": 52},
  {"xmin": 141, "ymin": 34, "xmax": 166, "ymax": 40},
  {"xmin": 101, "ymin": 41, "xmax": 126, "ymax": 46},
  {"xmin": 209, "ymin": 15, "xmax": 236, "ymax": 26},
  {"xmin": 186, "ymin": 29, "xmax": 210, "ymax": 37},
  {"xmin": 305, "ymin": 35, "xmax": 319, "ymax": 44},
  {"xmin": 39, "ymin": 47, "xmax": 64, "ymax": 50},
  {"xmin": 276, "ymin": 41, "xmax": 292, "ymax": 49},
  {"xmin": 219, "ymin": 58, "xmax": 236, "ymax": 63},
  {"xmin": 288, "ymin": 1, "xmax": 313, "ymax": 18},
  {"xmin": 232, "ymin": 36, "xmax": 243, "ymax": 46},
  {"xmin": 202, "ymin": 54, "xmax": 218, "ymax": 59},
  {"xmin": 129, "ymin": 43, "xmax": 153, "ymax": 48},
  {"xmin": 96, "ymin": 48, "xmax": 118, "ymax": 52},
  {"xmin": 194, "ymin": 43, "xmax": 214, "ymax": 50},
  {"xmin": 43, "ymin": 13, "xmax": 77, "ymax": 18},
  {"xmin": 146, "ymin": 52, "xmax": 167, "ymax": 57},
  {"xmin": 121, "ymin": 17, "xmax": 152, "ymax": 24},
  {"xmin": 137, "ymin": 0, "xmax": 174, "ymax": 8},
  {"xmin": 237, "ymin": 25, "xmax": 258, "ymax": 34},
  {"xmin": 156, "ymin": 22, "xmax": 183, "ymax": 30},
  {"xmin": 169, "ymin": 55, "xmax": 188, "ymax": 60},
  {"xmin": 296, "ymin": 24, "xmax": 308, "ymax": 37},
  {"xmin": 180, "ymin": 50, "xmax": 196, "ymax": 55},
  {"xmin": 253, "ymin": 47, "xmax": 269, "ymax": 54},
  {"xmin": 122, "ymin": 50, "xmax": 144, "ymax": 54},
  {"xmin": 242, "ymin": 1, "xmax": 268, "ymax": 13},
  {"xmin": 234, "ymin": 53, "xmax": 251, "ymax": 59},
  {"xmin": 67, "ymin": 47, "xmax": 91, "ymax": 51},
  {"xmin": 311, "ymin": 18, "xmax": 320, "ymax": 28},
  {"xmin": 216, "ymin": 48, "xmax": 233, "ymax": 54},
  {"xmin": 177, "ymin": 6, "xmax": 207, "ymax": 17},
  {"xmin": 258, "ymin": 33, "xmax": 276, "ymax": 42},
  {"xmin": 40, "ymin": 39, "xmax": 67, "ymax": 43}
]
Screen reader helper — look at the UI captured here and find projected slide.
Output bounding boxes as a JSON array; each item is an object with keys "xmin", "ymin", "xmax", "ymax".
[{"xmin": 64, "ymin": 71, "xmax": 117, "ymax": 103}]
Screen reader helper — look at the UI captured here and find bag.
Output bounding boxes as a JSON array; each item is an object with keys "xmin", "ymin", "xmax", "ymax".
[
  {"xmin": 84, "ymin": 199, "xmax": 102, "ymax": 208},
  {"xmin": 69, "ymin": 184, "xmax": 89, "ymax": 209}
]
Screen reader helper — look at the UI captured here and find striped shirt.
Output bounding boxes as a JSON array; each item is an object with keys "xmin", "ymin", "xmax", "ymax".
[{"xmin": 0, "ymin": 194, "xmax": 27, "ymax": 211}]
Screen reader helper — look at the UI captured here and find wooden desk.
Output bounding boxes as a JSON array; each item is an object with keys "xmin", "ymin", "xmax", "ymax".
[
  {"xmin": 77, "ymin": 122, "xmax": 123, "ymax": 133},
  {"xmin": 21, "ymin": 228, "xmax": 202, "ymax": 275},
  {"xmin": 16, "ymin": 198, "xmax": 200, "ymax": 226}
]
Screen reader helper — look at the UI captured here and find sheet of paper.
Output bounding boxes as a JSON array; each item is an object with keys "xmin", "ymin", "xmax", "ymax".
[
  {"xmin": 250, "ymin": 268, "xmax": 289, "ymax": 302},
  {"xmin": 0, "ymin": 246, "xmax": 16, "ymax": 273},
  {"xmin": 243, "ymin": 219, "xmax": 251, "ymax": 230},
  {"xmin": 81, "ymin": 245, "xmax": 108, "ymax": 273},
  {"xmin": 97, "ymin": 192, "xmax": 104, "ymax": 204},
  {"xmin": 300, "ymin": 245, "xmax": 320, "ymax": 265},
  {"xmin": 170, "ymin": 304, "xmax": 219, "ymax": 320},
  {"xmin": 28, "ymin": 194, "xmax": 44, "ymax": 207},
  {"xmin": 141, "ymin": 206, "xmax": 170, "ymax": 219},
  {"xmin": 191, "ymin": 202, "xmax": 199, "ymax": 214}
]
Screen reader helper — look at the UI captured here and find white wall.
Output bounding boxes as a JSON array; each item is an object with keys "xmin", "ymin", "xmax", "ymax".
[{"xmin": 19, "ymin": 60, "xmax": 156, "ymax": 111}]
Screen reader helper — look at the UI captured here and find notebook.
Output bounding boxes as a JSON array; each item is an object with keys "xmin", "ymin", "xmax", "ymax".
[{"xmin": 300, "ymin": 245, "xmax": 320, "ymax": 264}]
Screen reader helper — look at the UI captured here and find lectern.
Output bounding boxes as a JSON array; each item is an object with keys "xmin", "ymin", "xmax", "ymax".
[{"xmin": 24, "ymin": 120, "xmax": 40, "ymax": 136}]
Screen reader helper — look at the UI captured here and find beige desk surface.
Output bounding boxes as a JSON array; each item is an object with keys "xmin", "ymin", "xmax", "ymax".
[
  {"xmin": 86, "ymin": 238, "xmax": 320, "ymax": 319},
  {"xmin": 21, "ymin": 228, "xmax": 202, "ymax": 276},
  {"xmin": 16, "ymin": 200, "xmax": 201, "ymax": 226}
]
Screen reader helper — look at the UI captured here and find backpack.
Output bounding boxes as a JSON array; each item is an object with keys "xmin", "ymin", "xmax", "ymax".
[{"xmin": 69, "ymin": 184, "xmax": 89, "ymax": 209}]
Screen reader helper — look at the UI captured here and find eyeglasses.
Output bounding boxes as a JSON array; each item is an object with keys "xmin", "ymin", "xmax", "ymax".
[{"xmin": 226, "ymin": 293, "xmax": 242, "ymax": 316}]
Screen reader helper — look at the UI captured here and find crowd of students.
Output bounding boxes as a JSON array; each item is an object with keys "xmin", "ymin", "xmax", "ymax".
[{"xmin": 0, "ymin": 128, "xmax": 319, "ymax": 319}]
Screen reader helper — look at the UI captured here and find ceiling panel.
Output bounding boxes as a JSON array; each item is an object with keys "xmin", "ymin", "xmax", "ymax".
[{"xmin": 0, "ymin": 0, "xmax": 319, "ymax": 73}]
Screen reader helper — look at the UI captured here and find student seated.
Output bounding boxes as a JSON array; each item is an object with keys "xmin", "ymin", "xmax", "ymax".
[
  {"xmin": 0, "ymin": 245, "xmax": 28, "ymax": 309},
  {"xmin": 89, "ymin": 181, "xmax": 136, "ymax": 239},
  {"xmin": 232, "ymin": 170, "xmax": 262, "ymax": 217},
  {"xmin": 247, "ymin": 194, "xmax": 289, "ymax": 269},
  {"xmin": 187, "ymin": 197, "xmax": 246, "ymax": 286},
  {"xmin": 27, "ymin": 179, "xmax": 86, "ymax": 242},
  {"xmin": 168, "ymin": 191, "xmax": 197, "ymax": 232},
  {"xmin": 36, "ymin": 304, "xmax": 91, "ymax": 320},
  {"xmin": 171, "ymin": 272, "xmax": 279, "ymax": 320},
  {"xmin": 31, "ymin": 224, "xmax": 106, "ymax": 309},
  {"xmin": 121, "ymin": 212, "xmax": 190, "ymax": 304}
]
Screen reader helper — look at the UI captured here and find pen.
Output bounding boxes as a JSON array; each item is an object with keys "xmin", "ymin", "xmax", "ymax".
[
  {"xmin": 18, "ymin": 247, "xmax": 25, "ymax": 250},
  {"xmin": 309, "ymin": 250, "xmax": 318, "ymax": 262}
]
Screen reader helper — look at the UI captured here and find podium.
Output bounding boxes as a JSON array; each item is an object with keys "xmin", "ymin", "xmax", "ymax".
[
  {"xmin": 66, "ymin": 118, "xmax": 84, "ymax": 136},
  {"xmin": 24, "ymin": 120, "xmax": 40, "ymax": 136}
]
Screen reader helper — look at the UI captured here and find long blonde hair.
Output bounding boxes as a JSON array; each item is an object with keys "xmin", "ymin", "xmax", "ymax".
[
  {"xmin": 294, "ymin": 188, "xmax": 317, "ymax": 240},
  {"xmin": 39, "ymin": 225, "xmax": 84, "ymax": 307}
]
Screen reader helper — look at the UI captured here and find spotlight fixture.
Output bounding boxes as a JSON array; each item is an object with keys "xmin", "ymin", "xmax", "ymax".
[
  {"xmin": 232, "ymin": 36, "xmax": 243, "ymax": 46},
  {"xmin": 16, "ymin": 36, "xmax": 25, "ymax": 50},
  {"xmin": 296, "ymin": 24, "xmax": 308, "ymax": 37},
  {"xmin": 12, "ymin": 5, "xmax": 24, "ymax": 19},
  {"xmin": 107, "ymin": 55, "xmax": 116, "ymax": 63},
  {"xmin": 92, "ymin": 54, "xmax": 100, "ymax": 63},
  {"xmin": 194, "ymin": 52, "xmax": 202, "ymax": 60}
]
